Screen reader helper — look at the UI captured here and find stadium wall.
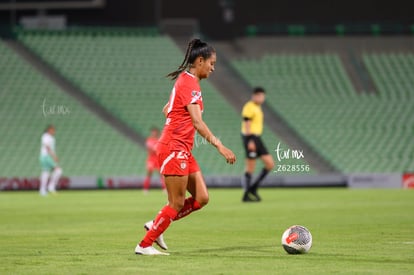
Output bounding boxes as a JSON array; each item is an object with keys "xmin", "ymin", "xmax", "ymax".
[
  {"xmin": 0, "ymin": 0, "xmax": 412, "ymax": 38},
  {"xmin": 1, "ymin": 173, "xmax": 413, "ymax": 191}
]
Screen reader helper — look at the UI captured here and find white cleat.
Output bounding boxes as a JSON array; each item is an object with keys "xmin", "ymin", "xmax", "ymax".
[
  {"xmin": 144, "ymin": 220, "xmax": 168, "ymax": 250},
  {"xmin": 135, "ymin": 245, "xmax": 169, "ymax": 256}
]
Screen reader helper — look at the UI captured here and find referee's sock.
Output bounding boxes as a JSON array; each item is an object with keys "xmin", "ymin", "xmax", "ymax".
[
  {"xmin": 242, "ymin": 172, "xmax": 255, "ymax": 201},
  {"xmin": 250, "ymin": 168, "xmax": 270, "ymax": 193},
  {"xmin": 242, "ymin": 172, "xmax": 252, "ymax": 191}
]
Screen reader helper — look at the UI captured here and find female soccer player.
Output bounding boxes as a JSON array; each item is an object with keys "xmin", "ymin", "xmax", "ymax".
[
  {"xmin": 142, "ymin": 127, "xmax": 166, "ymax": 193},
  {"xmin": 135, "ymin": 38, "xmax": 236, "ymax": 255}
]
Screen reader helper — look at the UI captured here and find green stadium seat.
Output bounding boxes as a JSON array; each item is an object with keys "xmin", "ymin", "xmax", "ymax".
[
  {"xmin": 15, "ymin": 28, "xmax": 315, "ymax": 175},
  {"xmin": 0, "ymin": 40, "xmax": 147, "ymax": 177},
  {"xmin": 232, "ymin": 52, "xmax": 414, "ymax": 173}
]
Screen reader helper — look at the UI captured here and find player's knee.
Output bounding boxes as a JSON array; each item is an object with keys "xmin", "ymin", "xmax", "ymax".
[
  {"xmin": 265, "ymin": 159, "xmax": 275, "ymax": 170},
  {"xmin": 267, "ymin": 162, "xmax": 275, "ymax": 170},
  {"xmin": 198, "ymin": 194, "xmax": 209, "ymax": 207}
]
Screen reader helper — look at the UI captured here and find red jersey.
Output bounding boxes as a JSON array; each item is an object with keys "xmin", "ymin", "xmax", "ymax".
[
  {"xmin": 159, "ymin": 71, "xmax": 203, "ymax": 152},
  {"xmin": 146, "ymin": 137, "xmax": 158, "ymax": 159}
]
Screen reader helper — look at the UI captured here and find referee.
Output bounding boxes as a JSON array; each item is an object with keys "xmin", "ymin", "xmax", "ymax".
[{"xmin": 241, "ymin": 87, "xmax": 274, "ymax": 202}]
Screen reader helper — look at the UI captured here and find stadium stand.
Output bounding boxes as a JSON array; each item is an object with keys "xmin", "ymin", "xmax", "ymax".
[
  {"xmin": 232, "ymin": 51, "xmax": 414, "ymax": 173},
  {"xmin": 15, "ymin": 28, "xmax": 313, "ymax": 175},
  {"xmin": 193, "ymin": 81, "xmax": 312, "ymax": 175},
  {"xmin": 16, "ymin": 28, "xmax": 173, "ymax": 136},
  {"xmin": 0, "ymin": 39, "xmax": 147, "ymax": 177},
  {"xmin": 4, "ymin": 28, "xmax": 412, "ymax": 176}
]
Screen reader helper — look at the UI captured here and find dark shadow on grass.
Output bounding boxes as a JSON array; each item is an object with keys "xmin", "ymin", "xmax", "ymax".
[
  {"xmin": 174, "ymin": 248, "xmax": 414, "ymax": 265},
  {"xmin": 311, "ymin": 252, "xmax": 413, "ymax": 265},
  {"xmin": 174, "ymin": 245, "xmax": 280, "ymax": 258}
]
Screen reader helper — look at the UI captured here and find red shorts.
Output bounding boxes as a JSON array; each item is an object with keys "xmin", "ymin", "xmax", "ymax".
[{"xmin": 157, "ymin": 143, "xmax": 200, "ymax": 176}]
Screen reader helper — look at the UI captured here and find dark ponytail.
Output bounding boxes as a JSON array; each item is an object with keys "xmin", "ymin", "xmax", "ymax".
[{"xmin": 166, "ymin": 38, "xmax": 215, "ymax": 80}]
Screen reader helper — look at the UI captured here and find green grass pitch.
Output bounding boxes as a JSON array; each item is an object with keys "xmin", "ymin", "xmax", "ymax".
[{"xmin": 1, "ymin": 188, "xmax": 413, "ymax": 274}]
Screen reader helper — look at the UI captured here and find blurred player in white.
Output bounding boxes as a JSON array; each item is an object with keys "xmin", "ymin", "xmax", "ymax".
[{"xmin": 39, "ymin": 125, "xmax": 62, "ymax": 196}]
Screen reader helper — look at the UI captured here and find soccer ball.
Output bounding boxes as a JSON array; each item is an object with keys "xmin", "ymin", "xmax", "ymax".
[{"xmin": 281, "ymin": 225, "xmax": 312, "ymax": 254}]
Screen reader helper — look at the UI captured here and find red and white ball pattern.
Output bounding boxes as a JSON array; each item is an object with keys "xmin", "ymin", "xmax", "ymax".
[{"xmin": 281, "ymin": 225, "xmax": 312, "ymax": 254}]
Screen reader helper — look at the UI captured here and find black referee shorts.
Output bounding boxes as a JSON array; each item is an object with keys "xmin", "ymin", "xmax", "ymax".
[{"xmin": 242, "ymin": 134, "xmax": 269, "ymax": 159}]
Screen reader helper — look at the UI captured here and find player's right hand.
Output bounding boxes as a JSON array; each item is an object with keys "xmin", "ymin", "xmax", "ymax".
[{"xmin": 217, "ymin": 145, "xmax": 236, "ymax": 164}]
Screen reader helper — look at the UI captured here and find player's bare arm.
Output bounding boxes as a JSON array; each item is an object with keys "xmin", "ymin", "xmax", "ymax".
[
  {"xmin": 162, "ymin": 102, "xmax": 169, "ymax": 118},
  {"xmin": 187, "ymin": 103, "xmax": 236, "ymax": 164}
]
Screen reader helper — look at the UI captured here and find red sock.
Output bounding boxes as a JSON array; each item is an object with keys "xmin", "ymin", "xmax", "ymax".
[
  {"xmin": 139, "ymin": 205, "xmax": 177, "ymax": 248},
  {"xmin": 143, "ymin": 176, "xmax": 150, "ymax": 190},
  {"xmin": 174, "ymin": 197, "xmax": 201, "ymax": 221}
]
